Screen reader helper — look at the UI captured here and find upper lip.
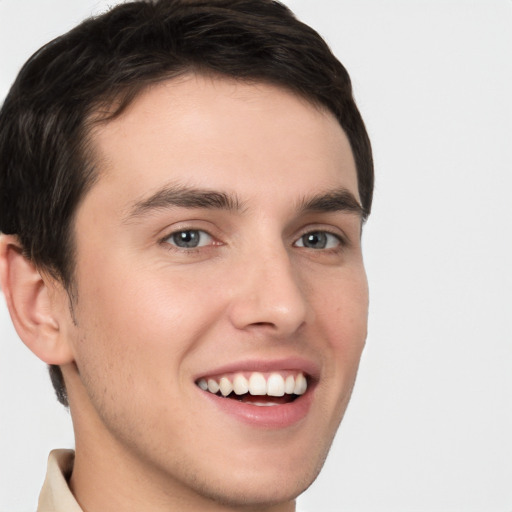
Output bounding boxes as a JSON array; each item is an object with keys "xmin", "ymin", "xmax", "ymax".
[{"xmin": 193, "ymin": 356, "xmax": 320, "ymax": 382}]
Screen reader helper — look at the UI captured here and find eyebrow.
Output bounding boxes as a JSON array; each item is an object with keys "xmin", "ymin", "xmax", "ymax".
[
  {"xmin": 125, "ymin": 183, "xmax": 365, "ymax": 222},
  {"xmin": 125, "ymin": 184, "xmax": 244, "ymax": 221},
  {"xmin": 298, "ymin": 188, "xmax": 366, "ymax": 220}
]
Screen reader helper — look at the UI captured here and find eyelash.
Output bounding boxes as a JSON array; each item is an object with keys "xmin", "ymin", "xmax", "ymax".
[
  {"xmin": 160, "ymin": 227, "xmax": 347, "ymax": 253},
  {"xmin": 161, "ymin": 229, "xmax": 217, "ymax": 252},
  {"xmin": 294, "ymin": 230, "xmax": 346, "ymax": 251}
]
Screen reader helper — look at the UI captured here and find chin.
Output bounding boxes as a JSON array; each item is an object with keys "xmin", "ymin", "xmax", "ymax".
[
  {"xmin": 177, "ymin": 443, "xmax": 328, "ymax": 509},
  {"xmin": 189, "ymin": 471, "xmax": 315, "ymax": 510}
]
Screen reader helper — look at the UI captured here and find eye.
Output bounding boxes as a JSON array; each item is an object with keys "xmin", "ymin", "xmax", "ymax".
[
  {"xmin": 294, "ymin": 231, "xmax": 341, "ymax": 250},
  {"xmin": 165, "ymin": 229, "xmax": 213, "ymax": 249}
]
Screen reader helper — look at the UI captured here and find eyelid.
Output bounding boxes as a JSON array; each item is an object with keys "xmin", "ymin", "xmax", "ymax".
[
  {"xmin": 293, "ymin": 226, "xmax": 348, "ymax": 246},
  {"xmin": 293, "ymin": 230, "xmax": 344, "ymax": 249},
  {"xmin": 160, "ymin": 227, "xmax": 219, "ymax": 250}
]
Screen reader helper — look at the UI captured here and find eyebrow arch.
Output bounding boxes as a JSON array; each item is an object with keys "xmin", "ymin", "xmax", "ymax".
[
  {"xmin": 298, "ymin": 188, "xmax": 366, "ymax": 220},
  {"xmin": 125, "ymin": 184, "xmax": 244, "ymax": 222}
]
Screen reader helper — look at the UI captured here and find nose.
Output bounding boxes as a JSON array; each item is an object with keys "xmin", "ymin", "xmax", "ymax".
[{"xmin": 227, "ymin": 244, "xmax": 309, "ymax": 337}]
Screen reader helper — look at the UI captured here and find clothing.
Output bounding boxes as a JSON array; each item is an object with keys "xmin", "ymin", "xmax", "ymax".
[{"xmin": 38, "ymin": 450, "xmax": 83, "ymax": 512}]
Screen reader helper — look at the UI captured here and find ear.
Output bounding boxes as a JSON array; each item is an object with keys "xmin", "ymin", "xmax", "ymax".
[{"xmin": 0, "ymin": 234, "xmax": 74, "ymax": 365}]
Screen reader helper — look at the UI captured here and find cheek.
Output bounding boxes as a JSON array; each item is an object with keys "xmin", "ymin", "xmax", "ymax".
[
  {"xmin": 313, "ymin": 267, "xmax": 369, "ymax": 383},
  {"xmin": 317, "ymin": 265, "xmax": 369, "ymax": 341},
  {"xmin": 67, "ymin": 268, "xmax": 224, "ymax": 443},
  {"xmin": 72, "ymin": 262, "xmax": 224, "ymax": 382}
]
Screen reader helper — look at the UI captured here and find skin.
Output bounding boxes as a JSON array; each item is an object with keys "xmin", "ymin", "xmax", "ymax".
[{"xmin": 2, "ymin": 74, "xmax": 369, "ymax": 512}]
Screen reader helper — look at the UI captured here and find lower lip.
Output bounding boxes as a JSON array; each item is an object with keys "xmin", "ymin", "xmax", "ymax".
[{"xmin": 199, "ymin": 386, "xmax": 315, "ymax": 428}]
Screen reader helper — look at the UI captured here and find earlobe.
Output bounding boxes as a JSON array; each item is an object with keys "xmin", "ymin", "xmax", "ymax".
[{"xmin": 0, "ymin": 234, "xmax": 74, "ymax": 365}]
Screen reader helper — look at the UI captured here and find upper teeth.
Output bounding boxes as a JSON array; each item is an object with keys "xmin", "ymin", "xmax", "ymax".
[{"xmin": 197, "ymin": 372, "xmax": 307, "ymax": 397}]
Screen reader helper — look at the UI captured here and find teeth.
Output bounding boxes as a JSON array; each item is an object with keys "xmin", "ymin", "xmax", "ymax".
[
  {"xmin": 198, "ymin": 371, "xmax": 308, "ymax": 398},
  {"xmin": 294, "ymin": 373, "xmax": 307, "ymax": 395},
  {"xmin": 233, "ymin": 374, "xmax": 249, "ymax": 395},
  {"xmin": 248, "ymin": 372, "xmax": 267, "ymax": 395},
  {"xmin": 267, "ymin": 373, "xmax": 285, "ymax": 397},
  {"xmin": 219, "ymin": 377, "xmax": 233, "ymax": 396},
  {"xmin": 284, "ymin": 375, "xmax": 295, "ymax": 394},
  {"xmin": 207, "ymin": 379, "xmax": 219, "ymax": 394}
]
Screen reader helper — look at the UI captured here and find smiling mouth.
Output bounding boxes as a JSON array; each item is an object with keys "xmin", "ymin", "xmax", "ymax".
[{"xmin": 196, "ymin": 371, "xmax": 308, "ymax": 406}]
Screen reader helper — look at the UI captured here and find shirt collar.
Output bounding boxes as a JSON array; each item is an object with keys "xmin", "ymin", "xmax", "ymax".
[{"xmin": 38, "ymin": 449, "xmax": 83, "ymax": 512}]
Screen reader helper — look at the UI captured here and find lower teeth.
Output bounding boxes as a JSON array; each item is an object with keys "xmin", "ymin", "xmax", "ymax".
[{"xmin": 221, "ymin": 392, "xmax": 297, "ymax": 406}]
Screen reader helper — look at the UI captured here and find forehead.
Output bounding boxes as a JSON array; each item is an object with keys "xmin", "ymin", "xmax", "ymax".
[{"xmin": 85, "ymin": 74, "xmax": 359, "ymax": 210}]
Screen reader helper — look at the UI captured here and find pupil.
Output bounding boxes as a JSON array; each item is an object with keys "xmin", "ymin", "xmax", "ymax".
[
  {"xmin": 173, "ymin": 230, "xmax": 199, "ymax": 248},
  {"xmin": 304, "ymin": 232, "xmax": 327, "ymax": 249}
]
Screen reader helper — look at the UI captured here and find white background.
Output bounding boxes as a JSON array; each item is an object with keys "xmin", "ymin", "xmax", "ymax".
[{"xmin": 1, "ymin": 1, "xmax": 511, "ymax": 511}]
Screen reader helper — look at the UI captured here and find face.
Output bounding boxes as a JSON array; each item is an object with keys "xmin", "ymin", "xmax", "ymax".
[{"xmin": 62, "ymin": 75, "xmax": 369, "ymax": 509}]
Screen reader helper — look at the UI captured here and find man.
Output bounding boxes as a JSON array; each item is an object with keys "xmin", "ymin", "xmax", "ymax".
[{"xmin": 0, "ymin": 1, "xmax": 373, "ymax": 510}]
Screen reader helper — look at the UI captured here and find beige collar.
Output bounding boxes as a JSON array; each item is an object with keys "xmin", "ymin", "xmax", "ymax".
[{"xmin": 38, "ymin": 449, "xmax": 83, "ymax": 512}]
